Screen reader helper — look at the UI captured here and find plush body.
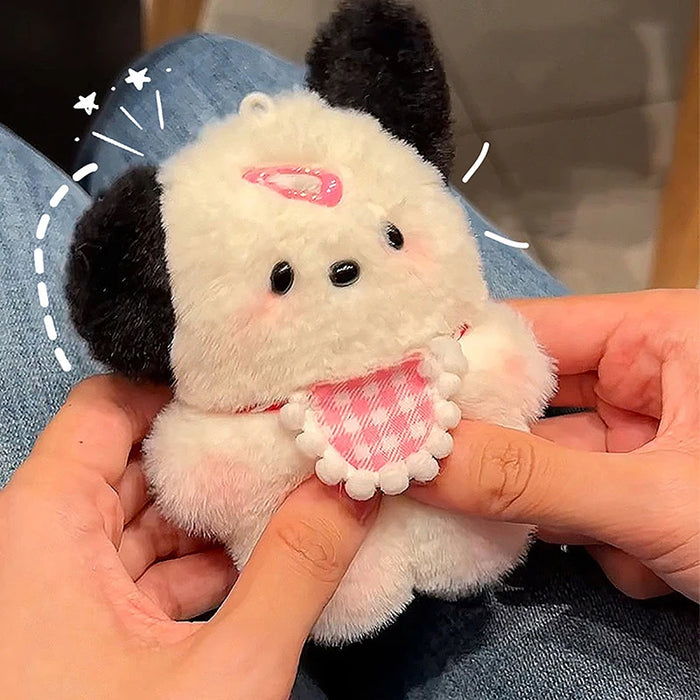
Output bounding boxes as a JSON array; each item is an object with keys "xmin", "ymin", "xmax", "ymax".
[
  {"xmin": 66, "ymin": 0, "xmax": 555, "ymax": 645},
  {"xmin": 146, "ymin": 300, "xmax": 552, "ymax": 643}
]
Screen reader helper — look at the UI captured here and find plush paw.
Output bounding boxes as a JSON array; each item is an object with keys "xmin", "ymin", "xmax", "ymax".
[{"xmin": 456, "ymin": 302, "xmax": 556, "ymax": 429}]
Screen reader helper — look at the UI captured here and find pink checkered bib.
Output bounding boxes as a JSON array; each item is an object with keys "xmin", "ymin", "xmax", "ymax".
[{"xmin": 280, "ymin": 336, "xmax": 468, "ymax": 500}]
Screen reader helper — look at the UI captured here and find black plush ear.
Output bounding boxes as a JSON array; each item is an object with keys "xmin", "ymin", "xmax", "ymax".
[
  {"xmin": 306, "ymin": 0, "xmax": 454, "ymax": 179},
  {"xmin": 65, "ymin": 165, "xmax": 175, "ymax": 383}
]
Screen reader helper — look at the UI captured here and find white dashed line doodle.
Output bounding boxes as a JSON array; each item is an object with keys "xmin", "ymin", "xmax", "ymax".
[
  {"xmin": 33, "ymin": 248, "xmax": 44, "ymax": 274},
  {"xmin": 35, "ymin": 214, "xmax": 50, "ymax": 240},
  {"xmin": 37, "ymin": 282, "xmax": 49, "ymax": 308},
  {"xmin": 33, "ymin": 164, "xmax": 99, "ymax": 372},
  {"xmin": 72, "ymin": 163, "xmax": 99, "ymax": 181},
  {"xmin": 49, "ymin": 185, "xmax": 69, "ymax": 208},
  {"xmin": 43, "ymin": 314, "xmax": 57, "ymax": 340},
  {"xmin": 54, "ymin": 348, "xmax": 72, "ymax": 372},
  {"xmin": 36, "ymin": 67, "xmax": 174, "ymax": 374}
]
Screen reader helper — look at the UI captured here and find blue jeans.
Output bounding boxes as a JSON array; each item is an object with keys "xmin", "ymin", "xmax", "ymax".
[{"xmin": 0, "ymin": 34, "xmax": 696, "ymax": 699}]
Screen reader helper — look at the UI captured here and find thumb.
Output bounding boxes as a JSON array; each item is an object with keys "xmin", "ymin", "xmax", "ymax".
[
  {"xmin": 409, "ymin": 420, "xmax": 650, "ymax": 539},
  {"xmin": 194, "ymin": 478, "xmax": 379, "ymax": 667}
]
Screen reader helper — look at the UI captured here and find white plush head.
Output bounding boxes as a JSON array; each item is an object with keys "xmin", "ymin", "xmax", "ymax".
[{"xmin": 158, "ymin": 91, "xmax": 487, "ymax": 411}]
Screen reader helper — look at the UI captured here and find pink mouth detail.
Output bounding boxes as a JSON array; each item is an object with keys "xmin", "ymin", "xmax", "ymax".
[
  {"xmin": 309, "ymin": 356, "xmax": 434, "ymax": 473},
  {"xmin": 242, "ymin": 166, "xmax": 343, "ymax": 207}
]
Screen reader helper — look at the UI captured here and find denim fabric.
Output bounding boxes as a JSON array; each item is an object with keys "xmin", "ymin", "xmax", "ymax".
[
  {"xmin": 303, "ymin": 545, "xmax": 699, "ymax": 699},
  {"xmin": 0, "ymin": 32, "xmax": 696, "ymax": 700},
  {"xmin": 0, "ymin": 125, "xmax": 98, "ymax": 480}
]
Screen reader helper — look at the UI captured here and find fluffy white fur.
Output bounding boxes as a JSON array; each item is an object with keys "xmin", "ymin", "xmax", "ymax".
[
  {"xmin": 144, "ymin": 91, "xmax": 555, "ymax": 644},
  {"xmin": 159, "ymin": 91, "xmax": 487, "ymax": 411}
]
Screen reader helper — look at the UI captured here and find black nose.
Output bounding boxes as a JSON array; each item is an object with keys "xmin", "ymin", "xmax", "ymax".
[{"xmin": 329, "ymin": 259, "xmax": 361, "ymax": 287}]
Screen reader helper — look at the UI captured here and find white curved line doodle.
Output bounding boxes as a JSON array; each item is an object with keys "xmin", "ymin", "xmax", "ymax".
[
  {"xmin": 461, "ymin": 141, "xmax": 489, "ymax": 183},
  {"xmin": 484, "ymin": 230, "xmax": 530, "ymax": 249}
]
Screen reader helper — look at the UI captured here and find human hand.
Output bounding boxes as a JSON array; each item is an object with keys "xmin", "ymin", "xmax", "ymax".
[
  {"xmin": 0, "ymin": 375, "xmax": 378, "ymax": 700},
  {"xmin": 410, "ymin": 290, "xmax": 699, "ymax": 602}
]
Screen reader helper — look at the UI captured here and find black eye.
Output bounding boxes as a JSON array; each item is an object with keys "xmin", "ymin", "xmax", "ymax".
[
  {"xmin": 270, "ymin": 261, "xmax": 294, "ymax": 295},
  {"xmin": 385, "ymin": 222, "xmax": 404, "ymax": 250}
]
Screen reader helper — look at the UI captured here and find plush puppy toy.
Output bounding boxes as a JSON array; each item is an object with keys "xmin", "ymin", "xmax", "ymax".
[{"xmin": 66, "ymin": 0, "xmax": 555, "ymax": 644}]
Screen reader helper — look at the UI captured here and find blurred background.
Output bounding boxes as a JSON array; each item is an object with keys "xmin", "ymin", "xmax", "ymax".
[{"xmin": 2, "ymin": 0, "xmax": 697, "ymax": 293}]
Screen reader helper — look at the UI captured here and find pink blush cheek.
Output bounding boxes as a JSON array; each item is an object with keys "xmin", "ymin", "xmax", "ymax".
[
  {"xmin": 502, "ymin": 353, "xmax": 527, "ymax": 382},
  {"xmin": 235, "ymin": 292, "xmax": 288, "ymax": 327},
  {"xmin": 402, "ymin": 236, "xmax": 437, "ymax": 271}
]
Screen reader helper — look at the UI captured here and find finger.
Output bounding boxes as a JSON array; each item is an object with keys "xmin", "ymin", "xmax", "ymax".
[
  {"xmin": 549, "ymin": 372, "xmax": 598, "ymax": 408},
  {"xmin": 203, "ymin": 479, "xmax": 380, "ymax": 656},
  {"xmin": 137, "ymin": 549, "xmax": 237, "ymax": 620},
  {"xmin": 532, "ymin": 410, "xmax": 656, "ymax": 458},
  {"xmin": 508, "ymin": 294, "xmax": 642, "ymax": 374},
  {"xmin": 596, "ymin": 400, "xmax": 659, "ymax": 452},
  {"xmin": 537, "ymin": 528, "xmax": 600, "ymax": 546},
  {"xmin": 119, "ymin": 504, "xmax": 215, "ymax": 580},
  {"xmin": 29, "ymin": 374, "xmax": 171, "ymax": 486},
  {"xmin": 510, "ymin": 291, "xmax": 696, "ymax": 420},
  {"xmin": 408, "ymin": 420, "xmax": 656, "ymax": 539},
  {"xmin": 532, "ymin": 412, "xmax": 607, "ymax": 451},
  {"xmin": 115, "ymin": 459, "xmax": 151, "ymax": 524},
  {"xmin": 586, "ymin": 545, "xmax": 674, "ymax": 599}
]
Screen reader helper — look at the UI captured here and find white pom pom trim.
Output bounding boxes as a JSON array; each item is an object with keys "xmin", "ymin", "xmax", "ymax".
[
  {"xmin": 295, "ymin": 422, "xmax": 326, "ymax": 458},
  {"xmin": 378, "ymin": 461, "xmax": 410, "ymax": 495},
  {"xmin": 279, "ymin": 403, "xmax": 306, "ymax": 431},
  {"xmin": 406, "ymin": 450, "xmax": 440, "ymax": 482},
  {"xmin": 436, "ymin": 371, "xmax": 462, "ymax": 399},
  {"xmin": 278, "ymin": 334, "xmax": 469, "ymax": 500},
  {"xmin": 429, "ymin": 336, "xmax": 469, "ymax": 375},
  {"xmin": 425, "ymin": 426, "xmax": 454, "ymax": 459},
  {"xmin": 344, "ymin": 469, "xmax": 378, "ymax": 501},
  {"xmin": 417, "ymin": 357, "xmax": 440, "ymax": 380},
  {"xmin": 435, "ymin": 399, "xmax": 461, "ymax": 430},
  {"xmin": 316, "ymin": 447, "xmax": 349, "ymax": 486}
]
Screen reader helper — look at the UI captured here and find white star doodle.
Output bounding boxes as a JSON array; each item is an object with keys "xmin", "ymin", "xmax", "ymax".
[
  {"xmin": 125, "ymin": 67, "xmax": 151, "ymax": 91},
  {"xmin": 73, "ymin": 92, "xmax": 99, "ymax": 115}
]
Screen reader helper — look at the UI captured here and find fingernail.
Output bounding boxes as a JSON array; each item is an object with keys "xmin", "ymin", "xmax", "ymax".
[{"xmin": 339, "ymin": 487, "xmax": 381, "ymax": 524}]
